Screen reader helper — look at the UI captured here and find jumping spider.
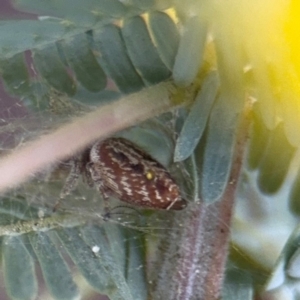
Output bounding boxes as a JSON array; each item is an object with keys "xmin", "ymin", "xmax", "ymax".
[{"xmin": 60, "ymin": 137, "xmax": 187, "ymax": 214}]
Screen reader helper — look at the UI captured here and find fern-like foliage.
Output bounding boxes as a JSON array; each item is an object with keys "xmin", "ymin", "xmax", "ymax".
[{"xmin": 0, "ymin": 1, "xmax": 300, "ymax": 300}]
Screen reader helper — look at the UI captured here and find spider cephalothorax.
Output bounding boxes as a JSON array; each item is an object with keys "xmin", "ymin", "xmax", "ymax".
[{"xmin": 61, "ymin": 137, "xmax": 187, "ymax": 211}]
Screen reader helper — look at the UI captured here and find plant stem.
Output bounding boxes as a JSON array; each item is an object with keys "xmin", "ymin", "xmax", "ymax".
[
  {"xmin": 153, "ymin": 100, "xmax": 252, "ymax": 300},
  {"xmin": 0, "ymin": 82, "xmax": 180, "ymax": 193}
]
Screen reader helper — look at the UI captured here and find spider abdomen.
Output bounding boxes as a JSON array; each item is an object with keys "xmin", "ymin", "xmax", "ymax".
[{"xmin": 88, "ymin": 138, "xmax": 187, "ymax": 210}]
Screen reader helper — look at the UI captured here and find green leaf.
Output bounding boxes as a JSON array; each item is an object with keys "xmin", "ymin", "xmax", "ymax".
[
  {"xmin": 222, "ymin": 269, "xmax": 253, "ymax": 300},
  {"xmin": 174, "ymin": 71, "xmax": 219, "ymax": 162},
  {"xmin": 124, "ymin": 228, "xmax": 148, "ymax": 300},
  {"xmin": 289, "ymin": 168, "xmax": 300, "ymax": 216},
  {"xmin": 122, "ymin": 16, "xmax": 171, "ymax": 85},
  {"xmin": 213, "ymin": 21, "xmax": 246, "ymax": 93},
  {"xmin": 252, "ymin": 61, "xmax": 278, "ymax": 130},
  {"xmin": 287, "ymin": 247, "xmax": 300, "ymax": 279},
  {"xmin": 0, "ymin": 20, "xmax": 69, "ymax": 59},
  {"xmin": 62, "ymin": 33, "xmax": 107, "ymax": 92},
  {"xmin": 119, "ymin": 123, "xmax": 174, "ymax": 167},
  {"xmin": 3, "ymin": 235, "xmax": 38, "ymax": 300},
  {"xmin": 82, "ymin": 224, "xmax": 140, "ymax": 300},
  {"xmin": 93, "ymin": 24, "xmax": 144, "ymax": 93},
  {"xmin": 33, "ymin": 44, "xmax": 77, "ymax": 96},
  {"xmin": 103, "ymin": 224, "xmax": 127, "ymax": 275},
  {"xmin": 14, "ymin": 0, "xmax": 128, "ymax": 22},
  {"xmin": 179, "ymin": 153, "xmax": 199, "ymax": 203},
  {"xmin": 0, "ymin": 53, "xmax": 31, "ymax": 97},
  {"xmin": 280, "ymin": 89, "xmax": 300, "ymax": 146},
  {"xmin": 257, "ymin": 122, "xmax": 296, "ymax": 194},
  {"xmin": 29, "ymin": 231, "xmax": 80, "ymax": 300},
  {"xmin": 56, "ymin": 226, "xmax": 116, "ymax": 294},
  {"xmin": 131, "ymin": 0, "xmax": 155, "ymax": 10},
  {"xmin": 200, "ymin": 92, "xmax": 239, "ymax": 203},
  {"xmin": 173, "ymin": 17, "xmax": 207, "ymax": 86},
  {"xmin": 265, "ymin": 223, "xmax": 300, "ymax": 295},
  {"xmin": 148, "ymin": 11, "xmax": 179, "ymax": 70},
  {"xmin": 247, "ymin": 112, "xmax": 270, "ymax": 170}
]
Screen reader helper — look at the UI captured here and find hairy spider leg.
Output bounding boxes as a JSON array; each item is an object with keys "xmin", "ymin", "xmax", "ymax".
[
  {"xmin": 60, "ymin": 158, "xmax": 82, "ymax": 199},
  {"xmin": 86, "ymin": 162, "xmax": 112, "ymax": 219},
  {"xmin": 53, "ymin": 158, "xmax": 83, "ymax": 211},
  {"xmin": 84, "ymin": 169, "xmax": 94, "ymax": 187},
  {"xmin": 79, "ymin": 149, "xmax": 94, "ymax": 188}
]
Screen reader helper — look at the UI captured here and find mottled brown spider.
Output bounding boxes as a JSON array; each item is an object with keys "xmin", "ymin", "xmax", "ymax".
[{"xmin": 60, "ymin": 137, "xmax": 187, "ymax": 213}]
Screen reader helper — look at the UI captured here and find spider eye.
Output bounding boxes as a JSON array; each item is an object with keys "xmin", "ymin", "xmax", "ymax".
[{"xmin": 145, "ymin": 170, "xmax": 155, "ymax": 180}]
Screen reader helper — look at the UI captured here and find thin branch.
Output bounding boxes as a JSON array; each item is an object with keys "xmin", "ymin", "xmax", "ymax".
[
  {"xmin": 153, "ymin": 99, "xmax": 252, "ymax": 300},
  {"xmin": 0, "ymin": 82, "xmax": 180, "ymax": 193},
  {"xmin": 0, "ymin": 213, "xmax": 87, "ymax": 236},
  {"xmin": 196, "ymin": 100, "xmax": 253, "ymax": 299}
]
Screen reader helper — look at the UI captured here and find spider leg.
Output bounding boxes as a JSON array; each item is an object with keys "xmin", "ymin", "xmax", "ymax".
[
  {"xmin": 102, "ymin": 195, "xmax": 111, "ymax": 221},
  {"xmin": 76, "ymin": 148, "xmax": 92, "ymax": 188},
  {"xmin": 60, "ymin": 158, "xmax": 82, "ymax": 199},
  {"xmin": 54, "ymin": 158, "xmax": 82, "ymax": 212},
  {"xmin": 94, "ymin": 178, "xmax": 111, "ymax": 220},
  {"xmin": 86, "ymin": 162, "xmax": 112, "ymax": 219},
  {"xmin": 84, "ymin": 162, "xmax": 95, "ymax": 187}
]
